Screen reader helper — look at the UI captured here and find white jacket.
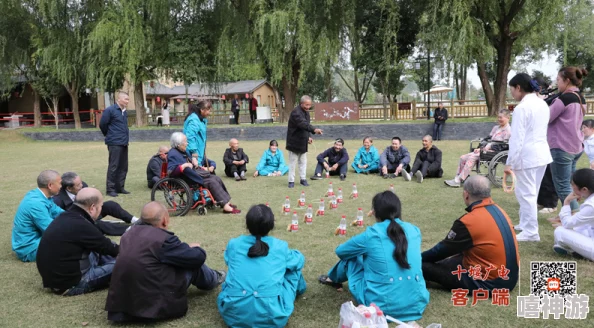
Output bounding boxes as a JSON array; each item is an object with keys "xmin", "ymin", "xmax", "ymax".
[
  {"xmin": 506, "ymin": 93, "xmax": 552, "ymax": 170},
  {"xmin": 560, "ymin": 193, "xmax": 594, "ymax": 239}
]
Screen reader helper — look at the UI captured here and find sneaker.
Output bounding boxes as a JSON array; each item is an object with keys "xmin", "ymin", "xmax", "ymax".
[
  {"xmin": 553, "ymin": 244, "xmax": 570, "ymax": 256},
  {"xmin": 215, "ymin": 270, "xmax": 227, "ymax": 285},
  {"xmin": 414, "ymin": 171, "xmax": 423, "ymax": 183},
  {"xmin": 340, "ymin": 174, "xmax": 346, "ymax": 181},
  {"xmin": 118, "ymin": 189, "xmax": 131, "ymax": 195},
  {"xmin": 288, "ymin": 182, "xmax": 295, "ymax": 188},
  {"xmin": 402, "ymin": 170, "xmax": 411, "ymax": 181},
  {"xmin": 444, "ymin": 179, "xmax": 460, "ymax": 188},
  {"xmin": 539, "ymin": 207, "xmax": 557, "ymax": 214},
  {"xmin": 310, "ymin": 174, "xmax": 323, "ymax": 180},
  {"xmin": 235, "ymin": 176, "xmax": 241, "ymax": 181},
  {"xmin": 240, "ymin": 174, "xmax": 247, "ymax": 181},
  {"xmin": 516, "ymin": 231, "xmax": 540, "ymax": 242},
  {"xmin": 514, "ymin": 225, "xmax": 523, "ymax": 231},
  {"xmin": 388, "ymin": 173, "xmax": 396, "ymax": 179},
  {"xmin": 382, "ymin": 174, "xmax": 390, "ymax": 179},
  {"xmin": 300, "ymin": 179, "xmax": 309, "ymax": 187}
]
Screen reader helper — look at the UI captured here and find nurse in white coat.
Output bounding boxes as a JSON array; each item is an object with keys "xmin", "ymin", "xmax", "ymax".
[{"xmin": 504, "ymin": 73, "xmax": 552, "ymax": 242}]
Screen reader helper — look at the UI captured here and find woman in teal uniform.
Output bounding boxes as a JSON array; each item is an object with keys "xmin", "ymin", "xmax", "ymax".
[
  {"xmin": 218, "ymin": 205, "xmax": 306, "ymax": 327},
  {"xmin": 319, "ymin": 191, "xmax": 430, "ymax": 322},
  {"xmin": 351, "ymin": 136, "xmax": 380, "ymax": 174},
  {"xmin": 253, "ymin": 140, "xmax": 289, "ymax": 177}
]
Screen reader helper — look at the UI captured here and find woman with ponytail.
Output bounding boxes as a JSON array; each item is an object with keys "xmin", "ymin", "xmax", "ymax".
[
  {"xmin": 319, "ymin": 191, "xmax": 429, "ymax": 322},
  {"xmin": 217, "ymin": 205, "xmax": 306, "ymax": 327}
]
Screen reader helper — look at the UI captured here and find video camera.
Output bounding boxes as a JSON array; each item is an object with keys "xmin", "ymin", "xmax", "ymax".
[{"xmin": 541, "ymin": 87, "xmax": 560, "ymax": 106}]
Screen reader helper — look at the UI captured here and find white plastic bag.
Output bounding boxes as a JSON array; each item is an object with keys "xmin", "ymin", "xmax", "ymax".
[{"xmin": 338, "ymin": 301, "xmax": 389, "ymax": 328}]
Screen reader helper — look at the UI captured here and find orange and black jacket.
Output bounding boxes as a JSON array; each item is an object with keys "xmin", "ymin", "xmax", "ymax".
[{"xmin": 422, "ymin": 198, "xmax": 519, "ymax": 290}]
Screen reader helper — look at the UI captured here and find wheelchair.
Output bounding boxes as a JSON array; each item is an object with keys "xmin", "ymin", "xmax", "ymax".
[
  {"xmin": 469, "ymin": 138, "xmax": 509, "ymax": 188},
  {"xmin": 150, "ymin": 163, "xmax": 215, "ymax": 217}
]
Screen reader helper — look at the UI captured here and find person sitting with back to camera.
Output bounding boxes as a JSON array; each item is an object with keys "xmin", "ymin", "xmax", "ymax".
[
  {"xmin": 351, "ymin": 136, "xmax": 380, "ymax": 175},
  {"xmin": 253, "ymin": 140, "xmax": 289, "ymax": 177},
  {"xmin": 379, "ymin": 137, "xmax": 411, "ymax": 180},
  {"xmin": 311, "ymin": 138, "xmax": 350, "ymax": 181},
  {"xmin": 444, "ymin": 109, "xmax": 511, "ymax": 188}
]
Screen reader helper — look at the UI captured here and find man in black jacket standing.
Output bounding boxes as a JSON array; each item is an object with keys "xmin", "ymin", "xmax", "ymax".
[
  {"xmin": 37, "ymin": 188, "xmax": 119, "ymax": 296},
  {"xmin": 100, "ymin": 90, "xmax": 130, "ymax": 197},
  {"xmin": 410, "ymin": 135, "xmax": 443, "ymax": 183},
  {"xmin": 432, "ymin": 102, "xmax": 448, "ymax": 141},
  {"xmin": 285, "ymin": 95, "xmax": 323, "ymax": 188},
  {"xmin": 223, "ymin": 138, "xmax": 249, "ymax": 181}
]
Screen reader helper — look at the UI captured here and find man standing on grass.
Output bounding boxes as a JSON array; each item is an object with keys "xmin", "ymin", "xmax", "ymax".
[
  {"xmin": 285, "ymin": 95, "xmax": 323, "ymax": 188},
  {"xmin": 100, "ymin": 90, "xmax": 130, "ymax": 198}
]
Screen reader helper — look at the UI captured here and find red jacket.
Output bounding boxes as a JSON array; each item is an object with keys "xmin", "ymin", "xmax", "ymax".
[{"xmin": 249, "ymin": 98, "xmax": 258, "ymax": 111}]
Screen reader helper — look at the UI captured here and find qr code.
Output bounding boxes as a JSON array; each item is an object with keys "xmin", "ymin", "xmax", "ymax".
[{"xmin": 530, "ymin": 261, "xmax": 577, "ymax": 297}]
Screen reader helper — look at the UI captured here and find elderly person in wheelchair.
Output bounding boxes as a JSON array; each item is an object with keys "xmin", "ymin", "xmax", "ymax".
[
  {"xmin": 167, "ymin": 132, "xmax": 241, "ymax": 214},
  {"xmin": 444, "ymin": 109, "xmax": 511, "ymax": 188}
]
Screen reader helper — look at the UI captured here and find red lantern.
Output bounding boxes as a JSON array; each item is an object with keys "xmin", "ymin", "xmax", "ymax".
[
  {"xmin": 177, "ymin": 99, "xmax": 181, "ymax": 103},
  {"xmin": 156, "ymin": 96, "xmax": 161, "ymax": 102},
  {"xmin": 221, "ymin": 95, "xmax": 226, "ymax": 100},
  {"xmin": 245, "ymin": 93, "xmax": 249, "ymax": 98}
]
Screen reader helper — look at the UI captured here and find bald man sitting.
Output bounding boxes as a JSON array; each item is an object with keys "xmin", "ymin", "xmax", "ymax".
[
  {"xmin": 106, "ymin": 202, "xmax": 225, "ymax": 322},
  {"xmin": 12, "ymin": 170, "xmax": 65, "ymax": 262},
  {"xmin": 146, "ymin": 146, "xmax": 170, "ymax": 189},
  {"xmin": 37, "ymin": 188, "xmax": 119, "ymax": 296},
  {"xmin": 223, "ymin": 138, "xmax": 249, "ymax": 181}
]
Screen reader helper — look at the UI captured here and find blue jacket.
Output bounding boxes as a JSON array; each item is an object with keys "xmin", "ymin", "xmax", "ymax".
[
  {"xmin": 12, "ymin": 189, "xmax": 64, "ymax": 262},
  {"xmin": 218, "ymin": 235, "xmax": 306, "ymax": 328},
  {"xmin": 380, "ymin": 145, "xmax": 411, "ymax": 167},
  {"xmin": 99, "ymin": 103, "xmax": 129, "ymax": 146},
  {"xmin": 183, "ymin": 113, "xmax": 208, "ymax": 165},
  {"xmin": 255, "ymin": 149, "xmax": 289, "ymax": 175},
  {"xmin": 352, "ymin": 146, "xmax": 380, "ymax": 167},
  {"xmin": 335, "ymin": 219, "xmax": 429, "ymax": 321}
]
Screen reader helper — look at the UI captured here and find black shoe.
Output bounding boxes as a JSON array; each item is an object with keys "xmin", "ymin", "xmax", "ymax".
[
  {"xmin": 107, "ymin": 192, "xmax": 118, "ymax": 197},
  {"xmin": 310, "ymin": 175, "xmax": 323, "ymax": 180},
  {"xmin": 118, "ymin": 189, "xmax": 131, "ymax": 195},
  {"xmin": 215, "ymin": 270, "xmax": 227, "ymax": 286},
  {"xmin": 340, "ymin": 174, "xmax": 346, "ymax": 181},
  {"xmin": 288, "ymin": 182, "xmax": 295, "ymax": 188},
  {"xmin": 300, "ymin": 179, "xmax": 309, "ymax": 187}
]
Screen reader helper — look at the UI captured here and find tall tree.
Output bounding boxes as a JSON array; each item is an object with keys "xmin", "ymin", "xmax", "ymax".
[{"xmin": 424, "ymin": 0, "xmax": 564, "ymax": 115}]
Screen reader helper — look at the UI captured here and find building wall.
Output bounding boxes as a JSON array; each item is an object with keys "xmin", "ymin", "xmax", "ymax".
[{"xmin": 253, "ymin": 84, "xmax": 275, "ymax": 108}]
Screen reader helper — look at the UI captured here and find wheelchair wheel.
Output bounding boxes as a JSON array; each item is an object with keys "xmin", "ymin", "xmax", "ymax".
[
  {"xmin": 488, "ymin": 151, "xmax": 509, "ymax": 188},
  {"xmin": 197, "ymin": 206, "xmax": 207, "ymax": 216},
  {"xmin": 151, "ymin": 178, "xmax": 192, "ymax": 216}
]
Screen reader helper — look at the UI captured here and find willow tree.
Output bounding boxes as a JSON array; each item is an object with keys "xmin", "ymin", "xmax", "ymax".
[
  {"xmin": 424, "ymin": 0, "xmax": 564, "ymax": 115},
  {"xmin": 218, "ymin": 0, "xmax": 344, "ymax": 121}
]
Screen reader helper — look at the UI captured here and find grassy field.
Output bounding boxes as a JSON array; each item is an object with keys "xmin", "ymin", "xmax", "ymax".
[{"xmin": 0, "ymin": 130, "xmax": 592, "ymax": 328}]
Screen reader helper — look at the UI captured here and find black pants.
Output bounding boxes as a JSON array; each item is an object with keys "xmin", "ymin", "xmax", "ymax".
[
  {"xmin": 224, "ymin": 163, "xmax": 247, "ymax": 177},
  {"xmin": 95, "ymin": 200, "xmax": 134, "ymax": 236},
  {"xmin": 148, "ymin": 176, "xmax": 160, "ymax": 189},
  {"xmin": 422, "ymin": 254, "xmax": 473, "ymax": 290},
  {"xmin": 233, "ymin": 110, "xmax": 240, "ymax": 124},
  {"xmin": 314, "ymin": 162, "xmax": 348, "ymax": 176},
  {"xmin": 380, "ymin": 163, "xmax": 411, "ymax": 176},
  {"xmin": 249, "ymin": 110, "xmax": 257, "ymax": 124},
  {"xmin": 106, "ymin": 145, "xmax": 128, "ymax": 193},
  {"xmin": 537, "ymin": 164, "xmax": 559, "ymax": 208},
  {"xmin": 411, "ymin": 160, "xmax": 443, "ymax": 178}
]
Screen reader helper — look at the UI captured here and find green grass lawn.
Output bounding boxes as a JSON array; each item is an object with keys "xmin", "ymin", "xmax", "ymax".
[{"xmin": 0, "ymin": 131, "xmax": 592, "ymax": 327}]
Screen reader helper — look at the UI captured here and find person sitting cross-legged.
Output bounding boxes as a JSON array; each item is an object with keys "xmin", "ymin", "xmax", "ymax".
[
  {"xmin": 351, "ymin": 136, "xmax": 380, "ymax": 175},
  {"xmin": 553, "ymin": 169, "xmax": 594, "ymax": 261},
  {"xmin": 53, "ymin": 172, "xmax": 140, "ymax": 236},
  {"xmin": 37, "ymin": 188, "xmax": 119, "ymax": 296},
  {"xmin": 217, "ymin": 205, "xmax": 306, "ymax": 327},
  {"xmin": 105, "ymin": 201, "xmax": 226, "ymax": 323},
  {"xmin": 311, "ymin": 138, "xmax": 350, "ymax": 181},
  {"xmin": 422, "ymin": 175, "xmax": 519, "ymax": 293},
  {"xmin": 319, "ymin": 191, "xmax": 429, "ymax": 322},
  {"xmin": 223, "ymin": 138, "xmax": 249, "ymax": 181},
  {"xmin": 410, "ymin": 135, "xmax": 443, "ymax": 183},
  {"xmin": 12, "ymin": 170, "xmax": 64, "ymax": 262},
  {"xmin": 147, "ymin": 146, "xmax": 170, "ymax": 189},
  {"xmin": 253, "ymin": 139, "xmax": 289, "ymax": 177},
  {"xmin": 379, "ymin": 137, "xmax": 411, "ymax": 180}
]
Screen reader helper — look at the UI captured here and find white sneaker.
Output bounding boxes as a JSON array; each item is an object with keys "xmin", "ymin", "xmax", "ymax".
[
  {"xmin": 444, "ymin": 179, "xmax": 460, "ymax": 187},
  {"xmin": 538, "ymin": 207, "xmax": 557, "ymax": 214},
  {"xmin": 414, "ymin": 171, "xmax": 423, "ymax": 183},
  {"xmin": 402, "ymin": 169, "xmax": 411, "ymax": 181},
  {"xmin": 516, "ymin": 231, "xmax": 540, "ymax": 242},
  {"xmin": 514, "ymin": 225, "xmax": 523, "ymax": 231}
]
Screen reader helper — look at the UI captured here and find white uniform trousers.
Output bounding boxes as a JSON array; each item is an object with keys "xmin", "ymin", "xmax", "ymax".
[
  {"xmin": 514, "ymin": 165, "xmax": 547, "ymax": 238},
  {"xmin": 554, "ymin": 227, "xmax": 594, "ymax": 261}
]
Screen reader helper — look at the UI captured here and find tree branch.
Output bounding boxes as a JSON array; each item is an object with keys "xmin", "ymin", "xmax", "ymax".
[
  {"xmin": 335, "ymin": 68, "xmax": 356, "ymax": 96},
  {"xmin": 506, "ymin": 0, "xmax": 526, "ymax": 23}
]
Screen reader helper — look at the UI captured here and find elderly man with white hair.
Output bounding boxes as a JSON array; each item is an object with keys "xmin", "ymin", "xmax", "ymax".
[
  {"xmin": 167, "ymin": 132, "xmax": 240, "ymax": 214},
  {"xmin": 146, "ymin": 145, "xmax": 170, "ymax": 188},
  {"xmin": 12, "ymin": 170, "xmax": 65, "ymax": 262},
  {"xmin": 285, "ymin": 95, "xmax": 323, "ymax": 188},
  {"xmin": 223, "ymin": 138, "xmax": 249, "ymax": 181}
]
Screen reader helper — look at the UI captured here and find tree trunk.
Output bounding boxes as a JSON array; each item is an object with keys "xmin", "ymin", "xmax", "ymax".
[
  {"xmin": 491, "ymin": 38, "xmax": 513, "ymax": 116},
  {"xmin": 65, "ymin": 83, "xmax": 81, "ymax": 129},
  {"xmin": 52, "ymin": 96, "xmax": 59, "ymax": 130},
  {"xmin": 281, "ymin": 61, "xmax": 301, "ymax": 123},
  {"xmin": 33, "ymin": 90, "xmax": 41, "ymax": 127},
  {"xmin": 460, "ymin": 65, "xmax": 467, "ymax": 102},
  {"xmin": 273, "ymin": 86, "xmax": 283, "ymax": 122},
  {"xmin": 134, "ymin": 80, "xmax": 145, "ymax": 126},
  {"xmin": 324, "ymin": 58, "xmax": 333, "ymax": 102},
  {"xmin": 476, "ymin": 62, "xmax": 495, "ymax": 114}
]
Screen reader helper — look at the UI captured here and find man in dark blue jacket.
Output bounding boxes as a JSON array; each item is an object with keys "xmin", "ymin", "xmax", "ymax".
[
  {"xmin": 311, "ymin": 138, "xmax": 350, "ymax": 181},
  {"xmin": 100, "ymin": 91, "xmax": 130, "ymax": 197}
]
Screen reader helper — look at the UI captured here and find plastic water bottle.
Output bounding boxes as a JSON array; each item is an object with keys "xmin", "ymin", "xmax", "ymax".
[
  {"xmin": 330, "ymin": 195, "xmax": 338, "ymax": 209},
  {"xmin": 305, "ymin": 205, "xmax": 313, "ymax": 225},
  {"xmin": 318, "ymin": 198, "xmax": 325, "ymax": 216},
  {"xmin": 338, "ymin": 215, "xmax": 347, "ymax": 237},
  {"xmin": 325, "ymin": 171, "xmax": 330, "ymax": 179},
  {"xmin": 327, "ymin": 182, "xmax": 334, "ymax": 196},
  {"xmin": 356, "ymin": 208, "xmax": 364, "ymax": 227},
  {"xmin": 337, "ymin": 188, "xmax": 343, "ymax": 203},
  {"xmin": 291, "ymin": 211, "xmax": 299, "ymax": 232},
  {"xmin": 352, "ymin": 183, "xmax": 358, "ymax": 199},
  {"xmin": 389, "ymin": 184, "xmax": 394, "ymax": 192},
  {"xmin": 284, "ymin": 196, "xmax": 291, "ymax": 215},
  {"xmin": 298, "ymin": 191, "xmax": 306, "ymax": 207}
]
